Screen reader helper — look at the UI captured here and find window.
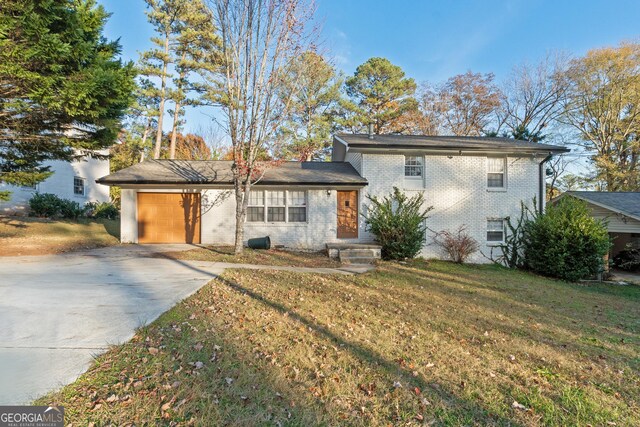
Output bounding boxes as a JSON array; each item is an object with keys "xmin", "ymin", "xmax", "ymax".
[
  {"xmin": 267, "ymin": 190, "xmax": 286, "ymax": 222},
  {"xmin": 487, "ymin": 157, "xmax": 505, "ymax": 188},
  {"xmin": 404, "ymin": 156, "xmax": 423, "ymax": 177},
  {"xmin": 487, "ymin": 219, "xmax": 505, "ymax": 242},
  {"xmin": 247, "ymin": 190, "xmax": 265, "ymax": 222},
  {"xmin": 73, "ymin": 176, "xmax": 85, "ymax": 196},
  {"xmin": 288, "ymin": 191, "xmax": 307, "ymax": 222},
  {"xmin": 246, "ymin": 190, "xmax": 307, "ymax": 223}
]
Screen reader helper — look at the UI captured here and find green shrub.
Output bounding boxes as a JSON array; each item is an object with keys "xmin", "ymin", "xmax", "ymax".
[
  {"xmin": 58, "ymin": 199, "xmax": 87, "ymax": 219},
  {"xmin": 85, "ymin": 201, "xmax": 119, "ymax": 219},
  {"xmin": 522, "ymin": 197, "xmax": 610, "ymax": 281},
  {"xmin": 29, "ymin": 193, "xmax": 65, "ymax": 218},
  {"xmin": 363, "ymin": 187, "xmax": 433, "ymax": 260}
]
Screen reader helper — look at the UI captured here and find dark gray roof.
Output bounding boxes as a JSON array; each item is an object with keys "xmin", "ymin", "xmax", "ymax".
[
  {"xmin": 335, "ymin": 133, "xmax": 570, "ymax": 153},
  {"xmin": 564, "ymin": 191, "xmax": 640, "ymax": 220},
  {"xmin": 97, "ymin": 160, "xmax": 367, "ymax": 186}
]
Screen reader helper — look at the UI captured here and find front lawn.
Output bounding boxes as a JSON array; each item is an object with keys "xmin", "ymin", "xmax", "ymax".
[
  {"xmin": 38, "ymin": 260, "xmax": 639, "ymax": 426},
  {"xmin": 0, "ymin": 216, "xmax": 119, "ymax": 256},
  {"xmin": 157, "ymin": 245, "xmax": 341, "ymax": 268}
]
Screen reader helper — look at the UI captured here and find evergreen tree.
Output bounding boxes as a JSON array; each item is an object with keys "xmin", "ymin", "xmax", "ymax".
[
  {"xmin": 344, "ymin": 57, "xmax": 418, "ymax": 134},
  {"xmin": 0, "ymin": 0, "xmax": 136, "ymax": 201},
  {"xmin": 278, "ymin": 52, "xmax": 343, "ymax": 160}
]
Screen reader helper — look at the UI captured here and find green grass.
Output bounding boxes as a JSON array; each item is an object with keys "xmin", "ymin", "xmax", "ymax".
[
  {"xmin": 0, "ymin": 216, "xmax": 119, "ymax": 256},
  {"xmin": 157, "ymin": 245, "xmax": 341, "ymax": 268},
  {"xmin": 37, "ymin": 259, "xmax": 640, "ymax": 426}
]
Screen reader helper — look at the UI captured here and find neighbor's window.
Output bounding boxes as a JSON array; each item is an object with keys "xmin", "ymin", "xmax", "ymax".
[
  {"xmin": 287, "ymin": 191, "xmax": 307, "ymax": 222},
  {"xmin": 487, "ymin": 219, "xmax": 505, "ymax": 242},
  {"xmin": 487, "ymin": 157, "xmax": 506, "ymax": 188},
  {"xmin": 73, "ymin": 176, "xmax": 85, "ymax": 196},
  {"xmin": 247, "ymin": 190, "xmax": 265, "ymax": 222},
  {"xmin": 404, "ymin": 156, "xmax": 423, "ymax": 178},
  {"xmin": 267, "ymin": 190, "xmax": 286, "ymax": 222}
]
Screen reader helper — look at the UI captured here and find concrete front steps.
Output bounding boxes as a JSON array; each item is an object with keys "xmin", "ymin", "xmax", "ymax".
[{"xmin": 326, "ymin": 243, "xmax": 382, "ymax": 265}]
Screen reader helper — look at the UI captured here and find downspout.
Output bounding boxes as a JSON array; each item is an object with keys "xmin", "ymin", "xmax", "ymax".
[{"xmin": 538, "ymin": 153, "xmax": 553, "ymax": 214}]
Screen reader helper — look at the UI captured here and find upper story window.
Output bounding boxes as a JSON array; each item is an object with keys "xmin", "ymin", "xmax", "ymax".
[
  {"xmin": 246, "ymin": 190, "xmax": 307, "ymax": 223},
  {"xmin": 487, "ymin": 157, "xmax": 506, "ymax": 188},
  {"xmin": 487, "ymin": 219, "xmax": 505, "ymax": 243},
  {"xmin": 404, "ymin": 156, "xmax": 423, "ymax": 178},
  {"xmin": 73, "ymin": 176, "xmax": 85, "ymax": 196}
]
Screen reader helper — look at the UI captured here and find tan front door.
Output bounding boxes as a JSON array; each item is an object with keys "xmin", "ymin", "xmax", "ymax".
[
  {"xmin": 337, "ymin": 190, "xmax": 358, "ymax": 238},
  {"xmin": 137, "ymin": 193, "xmax": 201, "ymax": 243}
]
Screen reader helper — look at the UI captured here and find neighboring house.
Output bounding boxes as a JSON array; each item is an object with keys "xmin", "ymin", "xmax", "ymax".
[
  {"xmin": 97, "ymin": 133, "xmax": 568, "ymax": 263},
  {"xmin": 555, "ymin": 191, "xmax": 640, "ymax": 257},
  {"xmin": 0, "ymin": 151, "xmax": 110, "ymax": 214}
]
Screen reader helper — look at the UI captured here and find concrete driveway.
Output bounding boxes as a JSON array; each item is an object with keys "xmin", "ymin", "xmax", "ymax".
[{"xmin": 0, "ymin": 245, "xmax": 225, "ymax": 405}]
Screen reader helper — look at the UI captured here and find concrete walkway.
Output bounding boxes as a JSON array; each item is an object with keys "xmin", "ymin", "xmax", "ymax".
[{"xmin": 0, "ymin": 245, "xmax": 369, "ymax": 405}]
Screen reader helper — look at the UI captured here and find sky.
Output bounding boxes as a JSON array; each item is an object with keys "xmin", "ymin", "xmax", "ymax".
[{"xmin": 101, "ymin": 0, "xmax": 640, "ymax": 136}]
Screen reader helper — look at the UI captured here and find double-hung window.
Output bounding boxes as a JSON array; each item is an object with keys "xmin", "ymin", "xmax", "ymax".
[
  {"xmin": 267, "ymin": 190, "xmax": 286, "ymax": 222},
  {"xmin": 487, "ymin": 157, "xmax": 506, "ymax": 189},
  {"xmin": 247, "ymin": 191, "xmax": 265, "ymax": 222},
  {"xmin": 246, "ymin": 190, "xmax": 307, "ymax": 223},
  {"xmin": 487, "ymin": 219, "xmax": 505, "ymax": 243},
  {"xmin": 404, "ymin": 156, "xmax": 424, "ymax": 178},
  {"xmin": 287, "ymin": 191, "xmax": 307, "ymax": 222},
  {"xmin": 73, "ymin": 176, "xmax": 85, "ymax": 196}
]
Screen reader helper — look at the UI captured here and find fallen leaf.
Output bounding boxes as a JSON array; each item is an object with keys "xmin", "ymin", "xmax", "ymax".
[
  {"xmin": 393, "ymin": 381, "xmax": 402, "ymax": 388},
  {"xmin": 148, "ymin": 347, "xmax": 159, "ymax": 355},
  {"xmin": 194, "ymin": 361, "xmax": 204, "ymax": 369},
  {"xmin": 105, "ymin": 394, "xmax": 118, "ymax": 403},
  {"xmin": 193, "ymin": 343, "xmax": 204, "ymax": 351},
  {"xmin": 225, "ymin": 377, "xmax": 234, "ymax": 385},
  {"xmin": 161, "ymin": 402, "xmax": 171, "ymax": 411}
]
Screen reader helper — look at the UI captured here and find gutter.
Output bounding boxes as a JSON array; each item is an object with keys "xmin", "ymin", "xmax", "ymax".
[{"xmin": 539, "ymin": 153, "xmax": 553, "ymax": 214}]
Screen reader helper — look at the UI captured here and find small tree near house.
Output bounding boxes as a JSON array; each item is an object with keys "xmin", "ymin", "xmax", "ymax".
[
  {"xmin": 363, "ymin": 188, "xmax": 433, "ymax": 260},
  {"xmin": 208, "ymin": 0, "xmax": 316, "ymax": 254}
]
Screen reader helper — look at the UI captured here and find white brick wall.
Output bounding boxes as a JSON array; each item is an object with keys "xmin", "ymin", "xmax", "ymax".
[
  {"xmin": 1, "ymin": 152, "xmax": 110, "ymax": 214},
  {"xmin": 357, "ymin": 153, "xmax": 541, "ymax": 263}
]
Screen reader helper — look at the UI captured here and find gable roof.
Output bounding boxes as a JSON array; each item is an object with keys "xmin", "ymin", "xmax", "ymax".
[
  {"xmin": 335, "ymin": 133, "xmax": 570, "ymax": 154},
  {"xmin": 97, "ymin": 160, "xmax": 367, "ymax": 187},
  {"xmin": 561, "ymin": 191, "xmax": 640, "ymax": 222}
]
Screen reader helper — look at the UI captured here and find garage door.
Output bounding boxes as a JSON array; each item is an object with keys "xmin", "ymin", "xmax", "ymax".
[{"xmin": 137, "ymin": 193, "xmax": 201, "ymax": 243}]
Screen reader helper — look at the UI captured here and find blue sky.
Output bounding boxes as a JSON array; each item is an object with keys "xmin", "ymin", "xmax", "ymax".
[{"xmin": 102, "ymin": 0, "xmax": 640, "ymax": 134}]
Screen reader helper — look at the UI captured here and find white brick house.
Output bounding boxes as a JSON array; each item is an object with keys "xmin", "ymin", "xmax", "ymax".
[
  {"xmin": 0, "ymin": 151, "xmax": 110, "ymax": 214},
  {"xmin": 98, "ymin": 134, "xmax": 568, "ymax": 262}
]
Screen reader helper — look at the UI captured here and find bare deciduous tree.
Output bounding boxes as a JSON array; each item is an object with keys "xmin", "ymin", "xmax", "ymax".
[
  {"xmin": 497, "ymin": 52, "xmax": 570, "ymax": 140},
  {"xmin": 436, "ymin": 71, "xmax": 501, "ymax": 136},
  {"xmin": 208, "ymin": 0, "xmax": 315, "ymax": 254}
]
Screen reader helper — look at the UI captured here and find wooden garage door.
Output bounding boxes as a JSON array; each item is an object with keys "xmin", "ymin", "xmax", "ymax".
[{"xmin": 137, "ymin": 193, "xmax": 201, "ymax": 244}]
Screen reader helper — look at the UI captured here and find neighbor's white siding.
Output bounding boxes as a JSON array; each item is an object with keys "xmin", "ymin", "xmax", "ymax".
[
  {"xmin": 583, "ymin": 202, "xmax": 640, "ymax": 233},
  {"xmin": 356, "ymin": 153, "xmax": 541, "ymax": 263},
  {"xmin": 0, "ymin": 152, "xmax": 110, "ymax": 214}
]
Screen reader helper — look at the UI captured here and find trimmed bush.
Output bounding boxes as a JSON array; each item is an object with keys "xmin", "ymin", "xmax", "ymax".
[
  {"xmin": 613, "ymin": 247, "xmax": 640, "ymax": 272},
  {"xmin": 59, "ymin": 199, "xmax": 87, "ymax": 219},
  {"xmin": 522, "ymin": 197, "xmax": 610, "ymax": 281},
  {"xmin": 85, "ymin": 201, "xmax": 119, "ymax": 219},
  {"xmin": 29, "ymin": 193, "xmax": 65, "ymax": 218},
  {"xmin": 363, "ymin": 187, "xmax": 433, "ymax": 260}
]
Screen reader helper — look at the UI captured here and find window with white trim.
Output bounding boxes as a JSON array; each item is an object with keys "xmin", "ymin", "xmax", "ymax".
[
  {"xmin": 487, "ymin": 157, "xmax": 506, "ymax": 188},
  {"xmin": 287, "ymin": 191, "xmax": 307, "ymax": 222},
  {"xmin": 267, "ymin": 190, "xmax": 286, "ymax": 222},
  {"xmin": 246, "ymin": 190, "xmax": 307, "ymax": 223},
  {"xmin": 73, "ymin": 176, "xmax": 85, "ymax": 196},
  {"xmin": 487, "ymin": 219, "xmax": 505, "ymax": 243},
  {"xmin": 404, "ymin": 156, "xmax": 423, "ymax": 178},
  {"xmin": 247, "ymin": 190, "xmax": 265, "ymax": 222}
]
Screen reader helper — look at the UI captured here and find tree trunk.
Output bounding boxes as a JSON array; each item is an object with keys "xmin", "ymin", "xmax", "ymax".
[
  {"xmin": 233, "ymin": 183, "xmax": 244, "ymax": 255},
  {"xmin": 153, "ymin": 35, "xmax": 170, "ymax": 159},
  {"xmin": 169, "ymin": 101, "xmax": 181, "ymax": 159},
  {"xmin": 140, "ymin": 117, "xmax": 153, "ymax": 162}
]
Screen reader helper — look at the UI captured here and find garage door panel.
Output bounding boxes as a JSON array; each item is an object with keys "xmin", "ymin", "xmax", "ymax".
[{"xmin": 137, "ymin": 193, "xmax": 201, "ymax": 244}]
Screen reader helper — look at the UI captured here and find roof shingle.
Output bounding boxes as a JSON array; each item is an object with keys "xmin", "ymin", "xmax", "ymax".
[
  {"xmin": 97, "ymin": 160, "xmax": 368, "ymax": 186},
  {"xmin": 564, "ymin": 191, "xmax": 640, "ymax": 220}
]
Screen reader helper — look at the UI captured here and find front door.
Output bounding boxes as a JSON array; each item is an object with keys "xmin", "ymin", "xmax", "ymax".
[{"xmin": 337, "ymin": 190, "xmax": 358, "ymax": 238}]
